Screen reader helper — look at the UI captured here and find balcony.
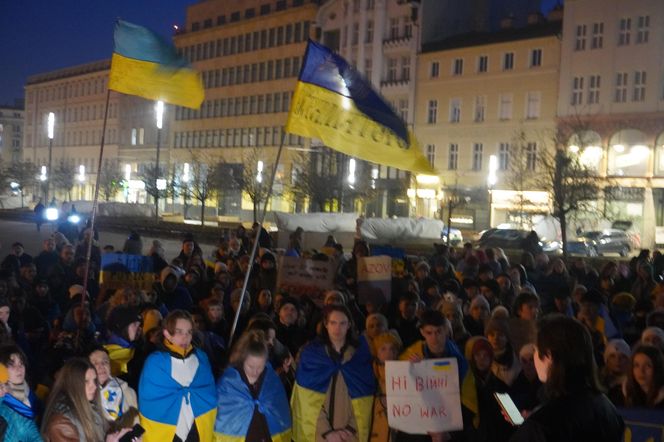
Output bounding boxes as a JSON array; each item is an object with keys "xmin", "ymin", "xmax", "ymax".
[
  {"xmin": 380, "ymin": 77, "xmax": 410, "ymax": 89},
  {"xmin": 382, "ymin": 34, "xmax": 412, "ymax": 49}
]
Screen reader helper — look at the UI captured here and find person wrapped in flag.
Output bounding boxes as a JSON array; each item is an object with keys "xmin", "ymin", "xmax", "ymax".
[
  {"xmin": 213, "ymin": 329, "xmax": 291, "ymax": 442},
  {"xmin": 138, "ymin": 310, "xmax": 216, "ymax": 442},
  {"xmin": 291, "ymin": 305, "xmax": 375, "ymax": 442}
]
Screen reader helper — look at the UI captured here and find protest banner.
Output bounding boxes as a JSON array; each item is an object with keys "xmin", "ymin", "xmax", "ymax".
[
  {"xmin": 371, "ymin": 246, "xmax": 407, "ymax": 277},
  {"xmin": 386, "ymin": 359, "xmax": 463, "ymax": 434},
  {"xmin": 619, "ymin": 408, "xmax": 664, "ymax": 442},
  {"xmin": 100, "ymin": 253, "xmax": 155, "ymax": 292},
  {"xmin": 276, "ymin": 255, "xmax": 335, "ymax": 306},
  {"xmin": 357, "ymin": 256, "xmax": 392, "ymax": 304}
]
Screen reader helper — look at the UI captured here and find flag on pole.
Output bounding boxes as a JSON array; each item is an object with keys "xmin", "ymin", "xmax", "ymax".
[
  {"xmin": 285, "ymin": 40, "xmax": 435, "ymax": 175},
  {"xmin": 109, "ymin": 20, "xmax": 204, "ymax": 109}
]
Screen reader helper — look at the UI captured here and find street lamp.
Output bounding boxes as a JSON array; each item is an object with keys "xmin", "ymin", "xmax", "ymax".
[
  {"xmin": 47, "ymin": 112, "xmax": 55, "ymax": 202},
  {"xmin": 487, "ymin": 154, "xmax": 498, "ymax": 228},
  {"xmin": 182, "ymin": 163, "xmax": 190, "ymax": 219},
  {"xmin": 256, "ymin": 160, "xmax": 264, "ymax": 183},
  {"xmin": 154, "ymin": 100, "xmax": 164, "ymax": 221},
  {"xmin": 78, "ymin": 165, "xmax": 86, "ymax": 200}
]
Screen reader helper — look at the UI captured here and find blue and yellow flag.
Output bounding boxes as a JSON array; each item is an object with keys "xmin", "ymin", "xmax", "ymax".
[
  {"xmin": 109, "ymin": 20, "xmax": 204, "ymax": 109},
  {"xmin": 285, "ymin": 40, "xmax": 435, "ymax": 175}
]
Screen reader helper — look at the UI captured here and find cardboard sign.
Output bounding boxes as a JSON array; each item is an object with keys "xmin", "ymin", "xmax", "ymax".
[
  {"xmin": 386, "ymin": 359, "xmax": 463, "ymax": 434},
  {"xmin": 371, "ymin": 246, "xmax": 407, "ymax": 277},
  {"xmin": 100, "ymin": 253, "xmax": 155, "ymax": 291},
  {"xmin": 357, "ymin": 256, "xmax": 392, "ymax": 305},
  {"xmin": 276, "ymin": 256, "xmax": 336, "ymax": 306}
]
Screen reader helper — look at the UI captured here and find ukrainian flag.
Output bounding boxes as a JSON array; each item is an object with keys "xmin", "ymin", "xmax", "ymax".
[
  {"xmin": 109, "ymin": 20, "xmax": 204, "ymax": 109},
  {"xmin": 285, "ymin": 40, "xmax": 435, "ymax": 175}
]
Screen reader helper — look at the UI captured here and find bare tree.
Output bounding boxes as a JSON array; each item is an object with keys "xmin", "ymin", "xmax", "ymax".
[
  {"xmin": 99, "ymin": 161, "xmax": 123, "ymax": 202},
  {"xmin": 52, "ymin": 160, "xmax": 75, "ymax": 201},
  {"xmin": 189, "ymin": 151, "xmax": 223, "ymax": 225},
  {"xmin": 238, "ymin": 146, "xmax": 275, "ymax": 222},
  {"xmin": 289, "ymin": 150, "xmax": 341, "ymax": 213},
  {"xmin": 536, "ymin": 123, "xmax": 603, "ymax": 259},
  {"xmin": 139, "ymin": 164, "xmax": 168, "ymax": 216},
  {"xmin": 6, "ymin": 161, "xmax": 35, "ymax": 207},
  {"xmin": 506, "ymin": 130, "xmax": 540, "ymax": 229}
]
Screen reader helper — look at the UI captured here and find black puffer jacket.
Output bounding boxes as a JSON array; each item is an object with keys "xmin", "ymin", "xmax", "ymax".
[{"xmin": 510, "ymin": 390, "xmax": 624, "ymax": 442}]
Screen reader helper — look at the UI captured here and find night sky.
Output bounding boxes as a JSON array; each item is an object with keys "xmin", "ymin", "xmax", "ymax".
[{"xmin": 0, "ymin": 0, "xmax": 561, "ymax": 107}]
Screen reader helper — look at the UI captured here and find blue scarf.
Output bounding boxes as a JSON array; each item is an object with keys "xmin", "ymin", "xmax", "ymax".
[{"xmin": 2, "ymin": 393, "xmax": 36, "ymax": 419}]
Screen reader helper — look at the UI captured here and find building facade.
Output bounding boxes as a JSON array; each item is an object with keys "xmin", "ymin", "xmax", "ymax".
[
  {"xmin": 557, "ymin": 0, "xmax": 664, "ymax": 248},
  {"xmin": 415, "ymin": 15, "xmax": 562, "ymax": 231},
  {"xmin": 23, "ymin": 60, "xmax": 171, "ymax": 206},
  {"xmin": 0, "ymin": 103, "xmax": 23, "ymax": 164},
  {"xmin": 171, "ymin": 0, "xmax": 318, "ymax": 220}
]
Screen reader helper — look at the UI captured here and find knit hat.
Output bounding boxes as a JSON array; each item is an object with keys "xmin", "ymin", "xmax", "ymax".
[
  {"xmin": 642, "ymin": 327, "xmax": 664, "ymax": 346},
  {"xmin": 465, "ymin": 336, "xmax": 493, "ymax": 361},
  {"xmin": 214, "ymin": 261, "xmax": 228, "ymax": 275},
  {"xmin": 612, "ymin": 292, "xmax": 636, "ymax": 312},
  {"xmin": 373, "ymin": 331, "xmax": 403, "ymax": 353},
  {"xmin": 0, "ymin": 363, "xmax": 7, "ymax": 383},
  {"xmin": 107, "ymin": 305, "xmax": 142, "ymax": 335},
  {"xmin": 142, "ymin": 308, "xmax": 163, "ymax": 335},
  {"xmin": 68, "ymin": 284, "xmax": 89, "ymax": 299},
  {"xmin": 604, "ymin": 339, "xmax": 631, "ymax": 363},
  {"xmin": 484, "ymin": 317, "xmax": 510, "ymax": 338},
  {"xmin": 279, "ymin": 296, "xmax": 300, "ymax": 312},
  {"xmin": 470, "ymin": 295, "xmax": 490, "ymax": 311}
]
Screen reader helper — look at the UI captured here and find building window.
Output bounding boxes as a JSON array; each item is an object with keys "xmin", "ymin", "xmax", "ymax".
[
  {"xmin": 404, "ymin": 17, "xmax": 412, "ymax": 38},
  {"xmin": 530, "ymin": 49, "xmax": 542, "ymax": 67},
  {"xmin": 452, "ymin": 58, "xmax": 463, "ymax": 76},
  {"xmin": 401, "ymin": 57, "xmax": 410, "ymax": 81},
  {"xmin": 575, "ymin": 24, "xmax": 587, "ymax": 51},
  {"xmin": 366, "ymin": 20, "xmax": 373, "ymax": 43},
  {"xmin": 352, "ymin": 22, "xmax": 359, "ymax": 45},
  {"xmin": 386, "ymin": 58, "xmax": 397, "ymax": 81},
  {"xmin": 365, "ymin": 58, "xmax": 372, "ymax": 79},
  {"xmin": 526, "ymin": 91, "xmax": 541, "ymax": 118},
  {"xmin": 426, "ymin": 144, "xmax": 436, "ymax": 167},
  {"xmin": 399, "ymin": 99, "xmax": 408, "ymax": 121},
  {"xmin": 477, "ymin": 55, "xmax": 488, "ymax": 73},
  {"xmin": 633, "ymin": 70, "xmax": 646, "ymax": 101},
  {"xmin": 615, "ymin": 72, "xmax": 628, "ymax": 102},
  {"xmin": 618, "ymin": 18, "xmax": 631, "ymax": 45},
  {"xmin": 588, "ymin": 75, "xmax": 601, "ymax": 104},
  {"xmin": 431, "ymin": 62, "xmax": 440, "ymax": 78},
  {"xmin": 390, "ymin": 17, "xmax": 399, "ymax": 39},
  {"xmin": 448, "ymin": 143, "xmax": 458, "ymax": 170},
  {"xmin": 637, "ymin": 15, "xmax": 650, "ymax": 43},
  {"xmin": 474, "ymin": 96, "xmax": 485, "ymax": 122},
  {"xmin": 571, "ymin": 76, "xmax": 584, "ymax": 105},
  {"xmin": 591, "ymin": 22, "xmax": 604, "ymax": 49},
  {"xmin": 503, "ymin": 52, "xmax": 514, "ymax": 70},
  {"xmin": 498, "ymin": 143, "xmax": 509, "ymax": 171},
  {"xmin": 449, "ymin": 98, "xmax": 461, "ymax": 123},
  {"xmin": 499, "ymin": 94, "xmax": 513, "ymax": 120},
  {"xmin": 472, "ymin": 143, "xmax": 483, "ymax": 171},
  {"xmin": 131, "ymin": 128, "xmax": 137, "ymax": 145},
  {"xmin": 427, "ymin": 100, "xmax": 438, "ymax": 124},
  {"xmin": 526, "ymin": 142, "xmax": 537, "ymax": 171}
]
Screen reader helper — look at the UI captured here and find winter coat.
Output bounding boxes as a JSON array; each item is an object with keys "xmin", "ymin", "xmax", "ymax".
[{"xmin": 0, "ymin": 399, "xmax": 42, "ymax": 442}]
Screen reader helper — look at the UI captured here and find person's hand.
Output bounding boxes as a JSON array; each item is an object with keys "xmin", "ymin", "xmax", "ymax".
[
  {"xmin": 427, "ymin": 432, "xmax": 448, "ymax": 442},
  {"xmin": 106, "ymin": 428, "xmax": 138, "ymax": 442},
  {"xmin": 408, "ymin": 353, "xmax": 423, "ymax": 363},
  {"xmin": 325, "ymin": 429, "xmax": 353, "ymax": 442}
]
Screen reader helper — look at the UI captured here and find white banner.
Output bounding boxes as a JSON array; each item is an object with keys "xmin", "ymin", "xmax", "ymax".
[{"xmin": 386, "ymin": 359, "xmax": 463, "ymax": 434}]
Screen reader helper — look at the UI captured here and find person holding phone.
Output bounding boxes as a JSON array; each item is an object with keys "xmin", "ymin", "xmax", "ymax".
[{"xmin": 509, "ymin": 315, "xmax": 624, "ymax": 442}]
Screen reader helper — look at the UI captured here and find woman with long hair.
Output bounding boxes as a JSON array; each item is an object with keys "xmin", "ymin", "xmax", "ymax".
[
  {"xmin": 214, "ymin": 329, "xmax": 291, "ymax": 441},
  {"xmin": 623, "ymin": 345, "xmax": 664, "ymax": 408},
  {"xmin": 41, "ymin": 358, "xmax": 131, "ymax": 441},
  {"xmin": 510, "ymin": 315, "xmax": 624, "ymax": 441}
]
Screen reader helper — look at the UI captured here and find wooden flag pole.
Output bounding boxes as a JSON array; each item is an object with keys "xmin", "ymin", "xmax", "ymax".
[
  {"xmin": 82, "ymin": 88, "xmax": 112, "ymax": 301},
  {"xmin": 228, "ymin": 130, "xmax": 286, "ymax": 348}
]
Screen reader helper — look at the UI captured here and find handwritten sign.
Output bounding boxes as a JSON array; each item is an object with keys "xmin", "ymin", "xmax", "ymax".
[
  {"xmin": 276, "ymin": 256, "xmax": 336, "ymax": 306},
  {"xmin": 386, "ymin": 359, "xmax": 463, "ymax": 434},
  {"xmin": 357, "ymin": 256, "xmax": 392, "ymax": 305},
  {"xmin": 100, "ymin": 253, "xmax": 155, "ymax": 291}
]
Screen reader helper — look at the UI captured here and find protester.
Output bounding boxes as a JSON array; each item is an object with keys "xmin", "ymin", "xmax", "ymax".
[
  {"xmin": 0, "ymin": 361, "xmax": 42, "ymax": 441},
  {"xmin": 88, "ymin": 347, "xmax": 138, "ymax": 424},
  {"xmin": 510, "ymin": 315, "xmax": 624, "ymax": 441},
  {"xmin": 214, "ymin": 329, "xmax": 291, "ymax": 441},
  {"xmin": 622, "ymin": 345, "xmax": 664, "ymax": 409}
]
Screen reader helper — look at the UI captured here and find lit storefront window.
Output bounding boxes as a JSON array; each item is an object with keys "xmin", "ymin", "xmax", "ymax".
[{"xmin": 607, "ymin": 129, "xmax": 649, "ymax": 176}]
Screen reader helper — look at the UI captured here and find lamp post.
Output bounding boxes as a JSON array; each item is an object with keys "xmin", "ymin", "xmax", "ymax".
[
  {"xmin": 487, "ymin": 154, "xmax": 498, "ymax": 229},
  {"xmin": 46, "ymin": 112, "xmax": 55, "ymax": 202},
  {"xmin": 154, "ymin": 100, "xmax": 164, "ymax": 221},
  {"xmin": 77, "ymin": 165, "xmax": 86, "ymax": 199},
  {"xmin": 182, "ymin": 162, "xmax": 190, "ymax": 219}
]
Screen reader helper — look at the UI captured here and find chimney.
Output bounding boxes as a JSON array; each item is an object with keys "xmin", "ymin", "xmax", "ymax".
[
  {"xmin": 547, "ymin": 5, "xmax": 564, "ymax": 22},
  {"xmin": 500, "ymin": 16, "xmax": 515, "ymax": 29}
]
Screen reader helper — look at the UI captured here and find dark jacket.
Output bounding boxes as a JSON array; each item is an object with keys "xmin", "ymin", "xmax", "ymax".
[{"xmin": 510, "ymin": 391, "xmax": 624, "ymax": 442}]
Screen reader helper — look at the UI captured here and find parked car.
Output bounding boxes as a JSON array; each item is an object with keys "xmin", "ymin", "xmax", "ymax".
[
  {"xmin": 441, "ymin": 226, "xmax": 463, "ymax": 246},
  {"xmin": 567, "ymin": 229, "xmax": 632, "ymax": 257},
  {"xmin": 477, "ymin": 229, "xmax": 542, "ymax": 253}
]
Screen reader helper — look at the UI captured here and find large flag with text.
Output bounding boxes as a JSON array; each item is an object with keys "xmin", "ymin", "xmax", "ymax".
[
  {"xmin": 285, "ymin": 40, "xmax": 435, "ymax": 175},
  {"xmin": 109, "ymin": 20, "xmax": 204, "ymax": 109}
]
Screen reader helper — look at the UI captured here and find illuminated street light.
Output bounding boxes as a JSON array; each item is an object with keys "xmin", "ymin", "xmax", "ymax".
[
  {"xmin": 488, "ymin": 154, "xmax": 498, "ymax": 228},
  {"xmin": 256, "ymin": 160, "xmax": 264, "ymax": 183},
  {"xmin": 154, "ymin": 100, "xmax": 164, "ymax": 220},
  {"xmin": 46, "ymin": 112, "xmax": 55, "ymax": 201},
  {"xmin": 125, "ymin": 164, "xmax": 131, "ymax": 181},
  {"xmin": 78, "ymin": 165, "xmax": 86, "ymax": 183},
  {"xmin": 155, "ymin": 100, "xmax": 164, "ymax": 130},
  {"xmin": 40, "ymin": 166, "xmax": 47, "ymax": 182},
  {"xmin": 347, "ymin": 158, "xmax": 356, "ymax": 185}
]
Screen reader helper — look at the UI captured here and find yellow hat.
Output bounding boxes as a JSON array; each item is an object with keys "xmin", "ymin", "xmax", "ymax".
[{"xmin": 0, "ymin": 363, "xmax": 8, "ymax": 384}]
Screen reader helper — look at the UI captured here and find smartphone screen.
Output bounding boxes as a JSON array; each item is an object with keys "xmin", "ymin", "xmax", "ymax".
[{"xmin": 494, "ymin": 392, "xmax": 525, "ymax": 426}]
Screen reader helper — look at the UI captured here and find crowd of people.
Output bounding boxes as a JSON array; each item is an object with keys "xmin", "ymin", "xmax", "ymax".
[{"xmin": 0, "ymin": 219, "xmax": 662, "ymax": 442}]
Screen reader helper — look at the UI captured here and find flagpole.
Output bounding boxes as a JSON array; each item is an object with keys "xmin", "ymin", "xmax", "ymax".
[
  {"xmin": 82, "ymin": 88, "xmax": 112, "ymax": 301},
  {"xmin": 228, "ymin": 130, "xmax": 286, "ymax": 348}
]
